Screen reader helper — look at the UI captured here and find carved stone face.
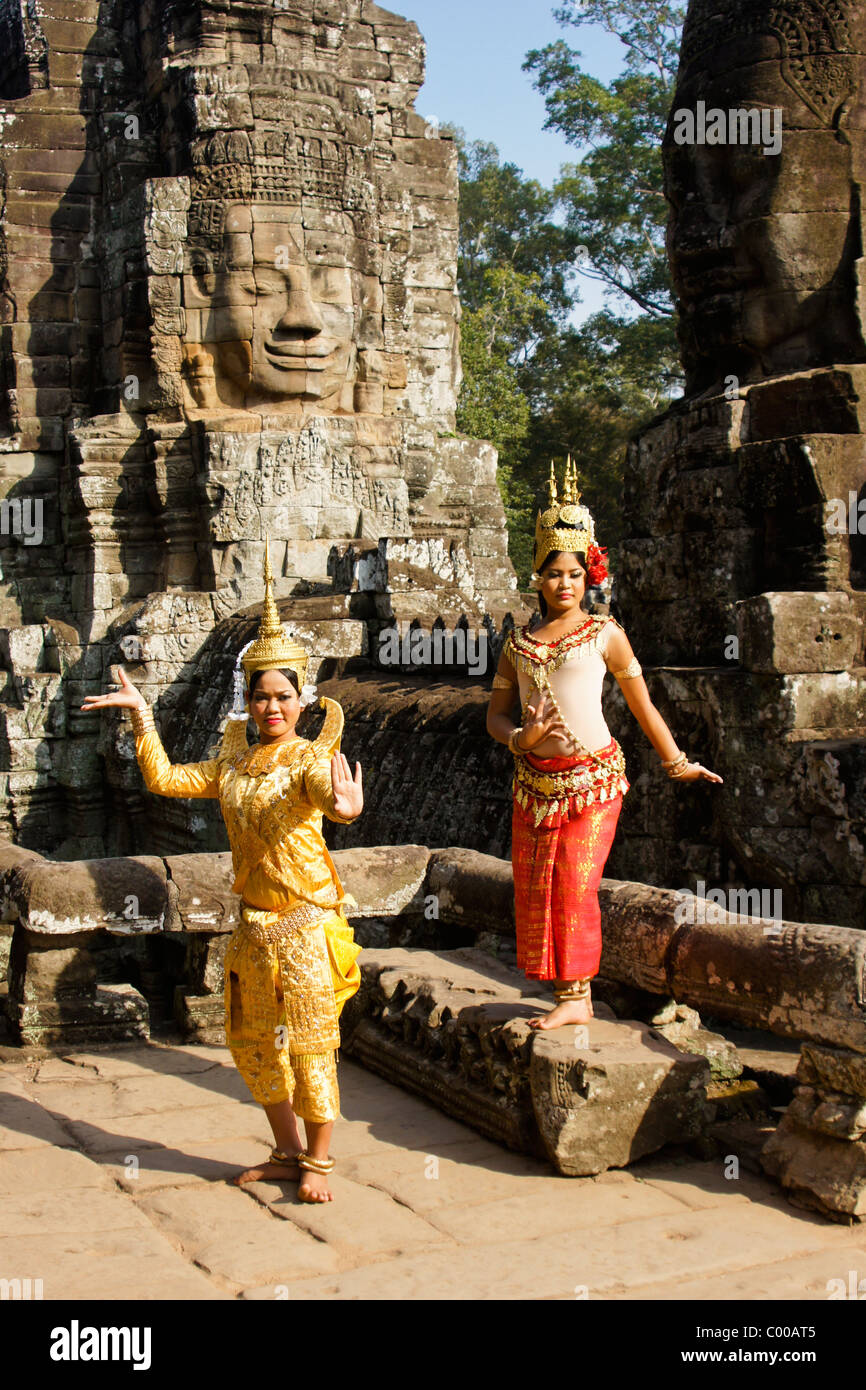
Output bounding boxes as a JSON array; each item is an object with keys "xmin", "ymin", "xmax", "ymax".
[
  {"xmin": 198, "ymin": 203, "xmax": 359, "ymax": 412},
  {"xmin": 665, "ymin": 1, "xmax": 866, "ymax": 391}
]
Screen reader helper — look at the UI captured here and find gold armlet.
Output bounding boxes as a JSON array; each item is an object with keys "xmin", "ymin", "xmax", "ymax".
[
  {"xmin": 492, "ymin": 673, "xmax": 517, "ymax": 690},
  {"xmin": 129, "ymin": 704, "xmax": 155, "ymax": 737},
  {"xmin": 612, "ymin": 657, "xmax": 642, "ymax": 680}
]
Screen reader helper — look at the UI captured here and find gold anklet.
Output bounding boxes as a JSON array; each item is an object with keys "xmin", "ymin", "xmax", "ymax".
[
  {"xmin": 269, "ymin": 1148, "xmax": 301, "ymax": 1166},
  {"xmin": 554, "ymin": 979, "xmax": 591, "ymax": 1002},
  {"xmin": 297, "ymin": 1151, "xmax": 335, "ymax": 1175}
]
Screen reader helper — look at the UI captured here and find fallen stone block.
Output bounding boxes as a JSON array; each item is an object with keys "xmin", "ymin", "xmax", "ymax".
[
  {"xmin": 761, "ymin": 1040, "xmax": 866, "ymax": 1222},
  {"xmin": 341, "ymin": 947, "xmax": 711, "ymax": 1176}
]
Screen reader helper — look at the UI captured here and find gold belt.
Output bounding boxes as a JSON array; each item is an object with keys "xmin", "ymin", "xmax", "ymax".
[
  {"xmin": 240, "ymin": 900, "xmax": 333, "ymax": 946},
  {"xmin": 514, "ymin": 742, "xmax": 628, "ymax": 827}
]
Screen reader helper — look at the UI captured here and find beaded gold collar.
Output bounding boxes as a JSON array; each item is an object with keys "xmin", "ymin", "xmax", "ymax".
[
  {"xmin": 225, "ymin": 737, "xmax": 307, "ymax": 778},
  {"xmin": 508, "ymin": 616, "xmax": 605, "ymax": 677}
]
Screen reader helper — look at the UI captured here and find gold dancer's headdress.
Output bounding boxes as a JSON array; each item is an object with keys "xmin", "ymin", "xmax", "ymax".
[
  {"xmin": 533, "ymin": 456, "xmax": 597, "ymax": 572},
  {"xmin": 227, "ymin": 539, "xmax": 313, "ymax": 719}
]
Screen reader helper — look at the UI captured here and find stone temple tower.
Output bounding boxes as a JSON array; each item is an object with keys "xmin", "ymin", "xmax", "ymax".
[
  {"xmin": 0, "ymin": 0, "xmax": 520, "ymax": 858},
  {"xmin": 609, "ymin": 0, "xmax": 866, "ymax": 927}
]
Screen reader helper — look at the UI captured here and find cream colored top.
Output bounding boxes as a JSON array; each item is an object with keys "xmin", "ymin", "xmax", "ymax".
[
  {"xmin": 506, "ymin": 617, "xmax": 625, "ymax": 758},
  {"xmin": 514, "ymin": 619, "xmax": 617, "ymax": 750}
]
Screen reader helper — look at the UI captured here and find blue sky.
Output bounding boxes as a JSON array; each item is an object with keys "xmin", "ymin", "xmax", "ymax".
[
  {"xmin": 403, "ymin": 0, "xmax": 623, "ymax": 184},
  {"xmin": 399, "ymin": 1, "xmax": 626, "ymax": 319}
]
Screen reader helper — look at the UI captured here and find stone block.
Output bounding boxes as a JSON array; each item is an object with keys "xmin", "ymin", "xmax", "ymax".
[
  {"xmin": 531, "ymin": 1016, "xmax": 711, "ymax": 1177},
  {"xmin": 761, "ymin": 1114, "xmax": 866, "ymax": 1222},
  {"xmin": 0, "ymin": 624, "xmax": 49, "ymax": 673},
  {"xmin": 426, "ymin": 847, "xmax": 514, "ymax": 935},
  {"xmin": 737, "ymin": 592, "xmax": 862, "ymax": 674},
  {"xmin": 4, "ymin": 855, "xmax": 168, "ymax": 934},
  {"xmin": 332, "ymin": 843, "xmax": 429, "ymax": 917},
  {"xmin": 163, "ymin": 852, "xmax": 238, "ymax": 932},
  {"xmin": 14, "ymin": 982, "xmax": 150, "ymax": 1047},
  {"xmin": 174, "ymin": 988, "xmax": 226, "ymax": 1045}
]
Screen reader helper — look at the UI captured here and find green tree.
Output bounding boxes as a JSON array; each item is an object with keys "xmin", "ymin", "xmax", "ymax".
[
  {"xmin": 525, "ymin": 0, "xmax": 684, "ymax": 322},
  {"xmin": 454, "ymin": 3, "xmax": 688, "ymax": 586}
]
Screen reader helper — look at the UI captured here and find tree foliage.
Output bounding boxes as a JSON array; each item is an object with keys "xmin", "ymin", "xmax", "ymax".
[{"xmin": 454, "ymin": 1, "xmax": 686, "ymax": 587}]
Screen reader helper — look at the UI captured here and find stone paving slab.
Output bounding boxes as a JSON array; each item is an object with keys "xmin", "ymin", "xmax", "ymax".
[
  {"xmin": 140, "ymin": 1185, "xmax": 342, "ymax": 1286},
  {"xmin": 250, "ymin": 1171, "xmax": 451, "ymax": 1259},
  {"xmin": 0, "ymin": 1230, "xmax": 223, "ymax": 1300},
  {"xmin": 0, "ymin": 1088, "xmax": 77, "ymax": 1151},
  {"xmin": 607, "ymin": 1245, "xmax": 866, "ymax": 1301},
  {"xmin": 1, "ymin": 1046, "xmax": 864, "ymax": 1301},
  {"xmin": 97, "ymin": 1138, "xmax": 275, "ymax": 1194}
]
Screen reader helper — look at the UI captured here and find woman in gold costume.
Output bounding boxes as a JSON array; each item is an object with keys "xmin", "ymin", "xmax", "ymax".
[
  {"xmin": 487, "ymin": 461, "xmax": 722, "ymax": 1030},
  {"xmin": 81, "ymin": 544, "xmax": 362, "ymax": 1203}
]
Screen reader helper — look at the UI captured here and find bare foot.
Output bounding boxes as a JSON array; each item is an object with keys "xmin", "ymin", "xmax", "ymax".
[
  {"xmin": 298, "ymin": 1167, "xmax": 333, "ymax": 1203},
  {"xmin": 234, "ymin": 1156, "xmax": 300, "ymax": 1186},
  {"xmin": 529, "ymin": 997, "xmax": 593, "ymax": 1030}
]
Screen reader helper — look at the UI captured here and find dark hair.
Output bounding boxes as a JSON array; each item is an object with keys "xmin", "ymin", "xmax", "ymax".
[
  {"xmin": 247, "ymin": 667, "xmax": 300, "ymax": 697},
  {"xmin": 537, "ymin": 548, "xmax": 588, "ymax": 619}
]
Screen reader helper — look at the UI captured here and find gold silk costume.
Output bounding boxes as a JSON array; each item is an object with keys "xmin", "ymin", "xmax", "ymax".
[{"xmin": 131, "ymin": 698, "xmax": 361, "ymax": 1121}]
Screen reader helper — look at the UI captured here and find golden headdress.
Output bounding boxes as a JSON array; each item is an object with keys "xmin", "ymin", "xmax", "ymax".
[
  {"xmin": 227, "ymin": 540, "xmax": 311, "ymax": 719},
  {"xmin": 240, "ymin": 539, "xmax": 309, "ymax": 688},
  {"xmin": 534, "ymin": 457, "xmax": 597, "ymax": 573}
]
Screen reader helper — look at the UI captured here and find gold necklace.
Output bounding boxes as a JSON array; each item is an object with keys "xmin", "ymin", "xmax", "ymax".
[{"xmin": 230, "ymin": 737, "xmax": 304, "ymax": 776}]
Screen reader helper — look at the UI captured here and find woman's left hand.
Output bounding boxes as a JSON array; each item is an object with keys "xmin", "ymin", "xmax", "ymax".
[
  {"xmin": 331, "ymin": 751, "xmax": 363, "ymax": 820},
  {"xmin": 673, "ymin": 762, "xmax": 724, "ymax": 784}
]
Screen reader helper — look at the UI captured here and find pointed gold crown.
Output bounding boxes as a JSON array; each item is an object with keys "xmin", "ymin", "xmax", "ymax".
[
  {"xmin": 240, "ymin": 539, "xmax": 309, "ymax": 690},
  {"xmin": 534, "ymin": 456, "xmax": 597, "ymax": 571}
]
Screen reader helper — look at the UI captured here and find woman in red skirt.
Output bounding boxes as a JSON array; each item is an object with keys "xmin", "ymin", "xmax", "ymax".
[{"xmin": 487, "ymin": 459, "xmax": 722, "ymax": 1029}]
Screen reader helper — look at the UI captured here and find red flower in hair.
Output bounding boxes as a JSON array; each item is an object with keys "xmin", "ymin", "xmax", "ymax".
[{"xmin": 586, "ymin": 543, "xmax": 608, "ymax": 586}]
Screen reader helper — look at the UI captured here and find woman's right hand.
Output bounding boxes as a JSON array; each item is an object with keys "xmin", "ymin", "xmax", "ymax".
[
  {"xmin": 80, "ymin": 665, "xmax": 146, "ymax": 713},
  {"xmin": 517, "ymin": 693, "xmax": 570, "ymax": 750}
]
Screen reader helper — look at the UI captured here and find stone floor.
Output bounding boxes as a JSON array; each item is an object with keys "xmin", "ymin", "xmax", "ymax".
[{"xmin": 1, "ymin": 1040, "xmax": 864, "ymax": 1301}]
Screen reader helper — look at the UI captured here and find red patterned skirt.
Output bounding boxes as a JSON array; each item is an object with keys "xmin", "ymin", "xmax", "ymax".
[{"xmin": 511, "ymin": 740, "xmax": 627, "ymax": 981}]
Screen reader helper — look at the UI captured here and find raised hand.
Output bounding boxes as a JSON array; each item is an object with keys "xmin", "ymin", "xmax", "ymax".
[
  {"xmin": 673, "ymin": 762, "xmax": 724, "ymax": 784},
  {"xmin": 331, "ymin": 751, "xmax": 363, "ymax": 821},
  {"xmin": 80, "ymin": 665, "xmax": 145, "ymax": 713},
  {"xmin": 519, "ymin": 692, "xmax": 571, "ymax": 750}
]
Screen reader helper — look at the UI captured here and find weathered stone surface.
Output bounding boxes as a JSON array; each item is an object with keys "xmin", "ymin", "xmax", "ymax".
[
  {"xmin": 426, "ymin": 846, "xmax": 515, "ymax": 935},
  {"xmin": 610, "ymin": 0, "xmax": 866, "ymax": 925},
  {"xmin": 334, "ymin": 843, "xmax": 430, "ymax": 917},
  {"xmin": 738, "ymin": 592, "xmax": 862, "ymax": 675},
  {"xmin": 599, "ymin": 878, "xmax": 866, "ymax": 1052},
  {"xmin": 0, "ymin": 0, "xmax": 522, "ymax": 861},
  {"xmin": 762, "ymin": 1115, "xmax": 866, "ymax": 1223},
  {"xmin": 164, "ymin": 852, "xmax": 239, "ymax": 933},
  {"xmin": 761, "ymin": 1039, "xmax": 866, "ymax": 1221},
  {"xmin": 341, "ymin": 947, "xmax": 711, "ymax": 1175},
  {"xmin": 13, "ymin": 982, "xmax": 150, "ymax": 1048},
  {"xmin": 4, "ymin": 855, "xmax": 167, "ymax": 934},
  {"xmin": 530, "ymin": 1016, "xmax": 710, "ymax": 1177}
]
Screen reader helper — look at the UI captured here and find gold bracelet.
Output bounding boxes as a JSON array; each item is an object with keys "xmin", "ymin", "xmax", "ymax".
[
  {"xmin": 661, "ymin": 751, "xmax": 686, "ymax": 767},
  {"xmin": 129, "ymin": 704, "xmax": 154, "ymax": 737},
  {"xmin": 508, "ymin": 727, "xmax": 527, "ymax": 756}
]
